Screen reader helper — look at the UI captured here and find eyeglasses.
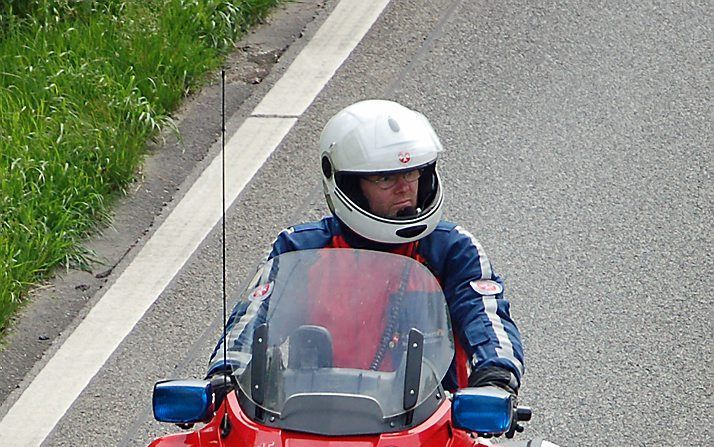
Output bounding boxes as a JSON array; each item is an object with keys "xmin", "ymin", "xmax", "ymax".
[{"xmin": 363, "ymin": 169, "xmax": 422, "ymax": 190}]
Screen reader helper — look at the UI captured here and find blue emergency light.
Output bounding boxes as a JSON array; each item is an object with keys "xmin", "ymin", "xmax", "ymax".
[
  {"xmin": 451, "ymin": 386, "xmax": 514, "ymax": 434},
  {"xmin": 153, "ymin": 379, "xmax": 213, "ymax": 424}
]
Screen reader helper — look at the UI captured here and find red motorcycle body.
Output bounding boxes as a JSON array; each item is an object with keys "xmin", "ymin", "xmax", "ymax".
[
  {"xmin": 149, "ymin": 392, "xmax": 481, "ymax": 447},
  {"xmin": 149, "ymin": 250, "xmax": 550, "ymax": 447}
]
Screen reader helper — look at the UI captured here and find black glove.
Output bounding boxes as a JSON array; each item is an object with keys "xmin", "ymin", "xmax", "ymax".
[
  {"xmin": 175, "ymin": 373, "xmax": 234, "ymax": 430},
  {"xmin": 468, "ymin": 366, "xmax": 523, "ymax": 438},
  {"xmin": 468, "ymin": 365, "xmax": 519, "ymax": 395},
  {"xmin": 208, "ymin": 371, "xmax": 236, "ymax": 410}
]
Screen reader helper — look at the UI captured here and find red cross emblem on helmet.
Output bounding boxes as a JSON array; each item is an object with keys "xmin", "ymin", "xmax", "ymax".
[{"xmin": 398, "ymin": 152, "xmax": 411, "ymax": 163}]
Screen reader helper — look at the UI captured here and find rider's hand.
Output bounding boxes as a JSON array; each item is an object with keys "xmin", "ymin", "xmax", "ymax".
[
  {"xmin": 468, "ymin": 365, "xmax": 519, "ymax": 395},
  {"xmin": 468, "ymin": 366, "xmax": 523, "ymax": 438},
  {"xmin": 469, "ymin": 390, "xmax": 524, "ymax": 439},
  {"xmin": 175, "ymin": 373, "xmax": 234, "ymax": 430},
  {"xmin": 208, "ymin": 371, "xmax": 235, "ymax": 410}
]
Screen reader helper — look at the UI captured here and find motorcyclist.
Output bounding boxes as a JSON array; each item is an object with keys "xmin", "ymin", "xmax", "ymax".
[{"xmin": 208, "ymin": 100, "xmax": 524, "ymax": 406}]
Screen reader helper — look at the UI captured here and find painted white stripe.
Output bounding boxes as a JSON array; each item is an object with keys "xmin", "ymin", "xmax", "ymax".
[
  {"xmin": 253, "ymin": 0, "xmax": 392, "ymax": 117},
  {"xmin": 455, "ymin": 226, "xmax": 492, "ymax": 279},
  {"xmin": 480, "ymin": 296, "xmax": 524, "ymax": 377},
  {"xmin": 0, "ymin": 0, "xmax": 392, "ymax": 444}
]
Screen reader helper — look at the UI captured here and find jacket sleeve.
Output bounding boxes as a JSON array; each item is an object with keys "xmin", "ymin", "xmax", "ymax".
[
  {"xmin": 206, "ymin": 228, "xmax": 297, "ymax": 377},
  {"xmin": 440, "ymin": 225, "xmax": 525, "ymax": 386},
  {"xmin": 206, "ymin": 220, "xmax": 335, "ymax": 377}
]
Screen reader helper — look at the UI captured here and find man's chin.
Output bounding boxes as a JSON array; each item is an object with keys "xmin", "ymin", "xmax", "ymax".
[{"xmin": 395, "ymin": 206, "xmax": 417, "ymax": 218}]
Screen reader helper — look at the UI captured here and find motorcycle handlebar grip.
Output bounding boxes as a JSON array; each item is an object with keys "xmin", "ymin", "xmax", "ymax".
[{"xmin": 516, "ymin": 406, "xmax": 532, "ymax": 422}]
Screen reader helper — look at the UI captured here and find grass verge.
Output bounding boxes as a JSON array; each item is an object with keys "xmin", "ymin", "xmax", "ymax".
[{"xmin": 0, "ymin": 0, "xmax": 279, "ymax": 331}]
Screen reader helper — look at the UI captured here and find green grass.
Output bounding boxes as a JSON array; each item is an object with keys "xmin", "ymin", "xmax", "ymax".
[{"xmin": 0, "ymin": 0, "xmax": 279, "ymax": 331}]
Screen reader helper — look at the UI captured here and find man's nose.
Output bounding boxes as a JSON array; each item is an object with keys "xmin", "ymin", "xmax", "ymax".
[{"xmin": 392, "ymin": 175, "xmax": 412, "ymax": 192}]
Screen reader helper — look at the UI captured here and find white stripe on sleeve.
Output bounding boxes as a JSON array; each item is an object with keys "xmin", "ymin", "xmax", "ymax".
[
  {"xmin": 455, "ymin": 226, "xmax": 492, "ymax": 279},
  {"xmin": 477, "ymin": 295, "xmax": 524, "ymax": 377}
]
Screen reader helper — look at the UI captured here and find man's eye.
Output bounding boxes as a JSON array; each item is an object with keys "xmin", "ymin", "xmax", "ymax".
[{"xmin": 377, "ymin": 175, "xmax": 392, "ymax": 183}]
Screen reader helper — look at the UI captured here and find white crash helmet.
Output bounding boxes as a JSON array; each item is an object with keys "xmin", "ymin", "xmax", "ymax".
[{"xmin": 319, "ymin": 100, "xmax": 444, "ymax": 244}]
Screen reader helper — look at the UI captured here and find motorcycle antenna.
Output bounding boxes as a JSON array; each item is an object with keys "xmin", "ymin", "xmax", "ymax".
[{"xmin": 219, "ymin": 69, "xmax": 232, "ymax": 437}]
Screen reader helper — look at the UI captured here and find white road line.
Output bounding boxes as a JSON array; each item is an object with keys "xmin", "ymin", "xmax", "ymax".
[
  {"xmin": 0, "ymin": 0, "xmax": 391, "ymax": 445},
  {"xmin": 253, "ymin": 0, "xmax": 391, "ymax": 117}
]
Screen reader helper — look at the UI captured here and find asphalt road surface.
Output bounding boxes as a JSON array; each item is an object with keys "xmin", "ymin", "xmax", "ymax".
[{"xmin": 0, "ymin": 0, "xmax": 710, "ymax": 446}]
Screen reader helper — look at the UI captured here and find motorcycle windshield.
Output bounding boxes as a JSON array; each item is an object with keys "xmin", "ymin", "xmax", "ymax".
[{"xmin": 228, "ymin": 249, "xmax": 454, "ymax": 419}]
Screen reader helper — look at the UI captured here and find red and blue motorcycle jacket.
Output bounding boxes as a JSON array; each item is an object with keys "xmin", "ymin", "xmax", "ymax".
[{"xmin": 208, "ymin": 216, "xmax": 524, "ymax": 392}]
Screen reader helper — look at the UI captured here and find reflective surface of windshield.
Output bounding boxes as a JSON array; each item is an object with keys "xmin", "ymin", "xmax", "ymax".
[{"xmin": 227, "ymin": 249, "xmax": 454, "ymax": 419}]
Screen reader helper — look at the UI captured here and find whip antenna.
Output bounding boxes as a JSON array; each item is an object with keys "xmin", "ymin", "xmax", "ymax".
[
  {"xmin": 221, "ymin": 70, "xmax": 227, "ymax": 378},
  {"xmin": 220, "ymin": 69, "xmax": 232, "ymax": 436}
]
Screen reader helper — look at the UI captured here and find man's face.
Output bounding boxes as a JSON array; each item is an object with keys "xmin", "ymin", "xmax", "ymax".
[{"xmin": 359, "ymin": 169, "xmax": 420, "ymax": 218}]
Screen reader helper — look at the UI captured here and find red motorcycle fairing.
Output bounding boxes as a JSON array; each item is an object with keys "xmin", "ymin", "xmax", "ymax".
[{"xmin": 149, "ymin": 391, "xmax": 481, "ymax": 447}]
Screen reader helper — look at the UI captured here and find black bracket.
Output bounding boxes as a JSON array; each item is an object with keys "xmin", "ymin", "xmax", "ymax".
[
  {"xmin": 402, "ymin": 328, "xmax": 424, "ymax": 411},
  {"xmin": 251, "ymin": 323, "xmax": 268, "ymax": 406}
]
